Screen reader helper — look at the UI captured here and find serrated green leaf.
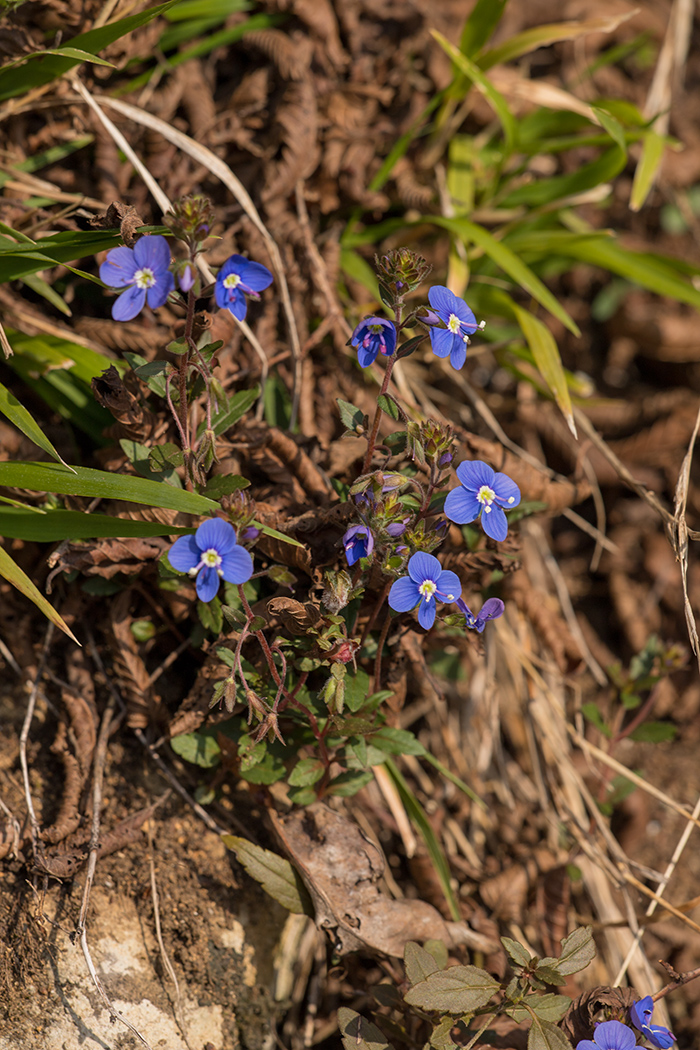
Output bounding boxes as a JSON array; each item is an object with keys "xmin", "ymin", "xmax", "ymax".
[
  {"xmin": 0, "ymin": 380, "xmax": 74, "ymax": 470},
  {"xmin": 511, "ymin": 304, "xmax": 575, "ymax": 437},
  {"xmin": 630, "ymin": 130, "xmax": 666, "ymax": 212},
  {"xmin": 377, "ymin": 394, "xmax": 400, "ymax": 421},
  {"xmin": 0, "ymin": 544, "xmax": 79, "ymax": 643},
  {"xmin": 404, "ymin": 941, "xmax": 441, "ymax": 987},
  {"xmin": 0, "ymin": 461, "xmax": 218, "ymax": 515},
  {"xmin": 369, "ymin": 727, "xmax": 426, "ymax": 756},
  {"xmin": 403, "ymin": 965, "xmax": 499, "ymax": 1013},
  {"xmin": 552, "ymin": 926, "xmax": 596, "ymax": 976},
  {"xmin": 337, "ymin": 1008, "xmax": 393, "ymax": 1050},
  {"xmin": 344, "ymin": 668, "xmax": 371, "ymax": 712},
  {"xmin": 501, "ymin": 936, "xmax": 532, "ymax": 967},
  {"xmin": 206, "ymin": 385, "xmax": 260, "ymax": 437},
  {"xmin": 337, "ymin": 398, "xmax": 366, "ymax": 433},
  {"xmin": 326, "ymin": 769, "xmax": 374, "ymax": 797},
  {"xmin": 222, "ymin": 836, "xmax": 314, "ymax": 915},
  {"xmin": 527, "ymin": 1015, "xmax": 573, "ymax": 1050},
  {"xmin": 288, "ymin": 757, "xmax": 325, "ymax": 787},
  {"xmin": 628, "ymin": 721, "xmax": 677, "ymax": 743},
  {"xmin": 170, "ymin": 731, "xmax": 221, "ymax": 768},
  {"xmin": 202, "ymin": 474, "xmax": 250, "ymax": 499},
  {"xmin": 508, "ymin": 994, "xmax": 571, "ymax": 1023}
]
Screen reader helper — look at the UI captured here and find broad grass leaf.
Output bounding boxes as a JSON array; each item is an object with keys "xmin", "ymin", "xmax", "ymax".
[
  {"xmin": 459, "ymin": 0, "xmax": 507, "ymax": 58},
  {"xmin": 0, "ymin": 380, "xmax": 74, "ymax": 470},
  {"xmin": 0, "ymin": 507, "xmax": 192, "ymax": 542},
  {"xmin": 478, "ymin": 11, "xmax": 636, "ymax": 70},
  {"xmin": 0, "ymin": 231, "xmax": 121, "ymax": 282},
  {"xmin": 432, "ymin": 31, "xmax": 515, "ymax": 153},
  {"xmin": 403, "ymin": 965, "xmax": 499, "ymax": 1013},
  {"xmin": 222, "ymin": 836, "xmax": 314, "ymax": 915},
  {"xmin": 0, "ymin": 461, "xmax": 218, "ymax": 515},
  {"xmin": 0, "ymin": 544, "xmax": 79, "ymax": 643},
  {"xmin": 630, "ymin": 130, "xmax": 666, "ymax": 212},
  {"xmin": 498, "ymin": 146, "xmax": 626, "ymax": 209},
  {"xmin": 337, "ymin": 1008, "xmax": 394, "ymax": 1050},
  {"xmin": 404, "ymin": 941, "xmax": 441, "ymax": 987},
  {"xmin": 511, "ymin": 304, "xmax": 576, "ymax": 437}
]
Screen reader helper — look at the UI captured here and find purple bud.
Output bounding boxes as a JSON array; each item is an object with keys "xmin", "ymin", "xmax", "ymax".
[
  {"xmin": 386, "ymin": 520, "xmax": 408, "ymax": 538},
  {"xmin": 240, "ymin": 526, "xmax": 260, "ymax": 542},
  {"xmin": 178, "ymin": 263, "xmax": 195, "ymax": 293},
  {"xmin": 438, "ymin": 451, "xmax": 453, "ymax": 467},
  {"xmin": 421, "ymin": 308, "xmax": 441, "ymax": 326}
]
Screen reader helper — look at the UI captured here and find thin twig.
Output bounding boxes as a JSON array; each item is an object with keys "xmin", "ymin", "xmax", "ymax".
[
  {"xmin": 76, "ymin": 693, "xmax": 117, "ymax": 936},
  {"xmin": 19, "ymin": 624, "xmax": 54, "ymax": 862}
]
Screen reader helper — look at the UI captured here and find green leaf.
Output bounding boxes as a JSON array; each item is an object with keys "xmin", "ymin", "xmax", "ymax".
[
  {"xmin": 0, "ymin": 461, "xmax": 219, "ymax": 515},
  {"xmin": 202, "ymin": 474, "xmax": 250, "ymax": 499},
  {"xmin": 337, "ymin": 398, "xmax": 367, "ymax": 434},
  {"xmin": 0, "ymin": 231, "xmax": 122, "ymax": 283},
  {"xmin": 206, "ymin": 385, "xmax": 260, "ymax": 438},
  {"xmin": 590, "ymin": 106, "xmax": 627, "ymax": 153},
  {"xmin": 0, "ymin": 380, "xmax": 74, "ymax": 469},
  {"xmin": 326, "ymin": 769, "xmax": 374, "ymax": 797},
  {"xmin": 527, "ymin": 1016, "xmax": 573, "ymax": 1050},
  {"xmin": 288, "ymin": 757, "xmax": 325, "ymax": 787},
  {"xmin": 508, "ymin": 994, "xmax": 571, "ymax": 1023},
  {"xmin": 459, "ymin": 0, "xmax": 507, "ymax": 58},
  {"xmin": 344, "ymin": 667, "xmax": 371, "ymax": 712},
  {"xmin": 511, "ymin": 304, "xmax": 575, "ymax": 437},
  {"xmin": 170, "ymin": 731, "xmax": 221, "ymax": 768},
  {"xmin": 340, "ymin": 249, "xmax": 380, "ymax": 299},
  {"xmin": 498, "ymin": 146, "xmax": 626, "ymax": 209},
  {"xmin": 337, "ymin": 1008, "xmax": 393, "ymax": 1050},
  {"xmin": 501, "ymin": 936, "xmax": 532, "ymax": 968},
  {"xmin": 433, "ymin": 217, "xmax": 580, "ymax": 336},
  {"xmin": 253, "ymin": 520, "xmax": 305, "ymax": 549},
  {"xmin": 0, "ymin": 507, "xmax": 193, "ymax": 542},
  {"xmin": 478, "ymin": 11, "xmax": 635, "ymax": 70},
  {"xmin": 628, "ymin": 721, "xmax": 677, "ymax": 743},
  {"xmin": 538, "ymin": 927, "xmax": 596, "ymax": 978},
  {"xmin": 403, "ymin": 965, "xmax": 499, "ymax": 1013},
  {"xmin": 404, "ymin": 941, "xmax": 441, "ymax": 987},
  {"xmin": 377, "ymin": 394, "xmax": 400, "ymax": 421},
  {"xmin": 0, "ymin": 543, "xmax": 79, "ymax": 643},
  {"xmin": 369, "ymin": 727, "xmax": 426, "ymax": 757},
  {"xmin": 222, "ymin": 835, "xmax": 314, "ymax": 915},
  {"xmin": 630, "ymin": 130, "xmax": 666, "ymax": 212},
  {"xmin": 0, "ymin": 1, "xmax": 179, "ymax": 101},
  {"xmin": 432, "ymin": 31, "xmax": 515, "ymax": 153}
]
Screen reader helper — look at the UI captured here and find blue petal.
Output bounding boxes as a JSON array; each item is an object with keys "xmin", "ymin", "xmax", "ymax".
[
  {"xmin": 218, "ymin": 254, "xmax": 246, "ymax": 282},
  {"xmin": 112, "ymin": 285, "xmax": 146, "ymax": 321},
  {"xmin": 100, "ymin": 246, "xmax": 137, "ymax": 288},
  {"xmin": 407, "ymin": 551, "xmax": 441, "ymax": 585},
  {"xmin": 234, "ymin": 257, "xmax": 274, "ymax": 292},
  {"xmin": 428, "ymin": 285, "xmax": 457, "ymax": 320},
  {"xmin": 436, "ymin": 569, "xmax": 461, "ymax": 602},
  {"xmin": 449, "ymin": 340, "xmax": 467, "ymax": 370},
  {"xmin": 417, "ymin": 598, "xmax": 436, "ymax": 629},
  {"xmin": 455, "ymin": 460, "xmax": 495, "ymax": 491},
  {"xmin": 481, "ymin": 504, "xmax": 508, "ymax": 541},
  {"xmin": 196, "ymin": 518, "xmax": 237, "ymax": 554},
  {"xmin": 630, "ymin": 998, "xmax": 653, "ymax": 1029},
  {"xmin": 133, "ymin": 234, "xmax": 171, "ymax": 273},
  {"xmin": 229, "ymin": 293, "xmax": 248, "ymax": 320},
  {"xmin": 388, "ymin": 576, "xmax": 420, "ymax": 612},
  {"xmin": 357, "ymin": 342, "xmax": 379, "ymax": 368},
  {"xmin": 480, "ymin": 598, "xmax": 505, "ymax": 622},
  {"xmin": 592, "ymin": 1021, "xmax": 637, "ymax": 1050},
  {"xmin": 168, "ymin": 534, "xmax": 200, "ymax": 573},
  {"xmin": 444, "ymin": 487, "xmax": 481, "ymax": 524},
  {"xmin": 196, "ymin": 566, "xmax": 220, "ymax": 602},
  {"xmin": 146, "ymin": 270, "xmax": 175, "ymax": 309},
  {"xmin": 345, "ymin": 543, "xmax": 361, "ymax": 566},
  {"xmin": 645, "ymin": 1027, "xmax": 676, "ymax": 1049},
  {"xmin": 429, "ymin": 327, "xmax": 454, "ymax": 359},
  {"xmin": 220, "ymin": 546, "xmax": 254, "ymax": 585},
  {"xmin": 574, "ymin": 1043, "xmax": 598, "ymax": 1050},
  {"xmin": 493, "ymin": 472, "xmax": 521, "ymax": 508},
  {"xmin": 454, "ymin": 299, "xmax": 477, "ymax": 330}
]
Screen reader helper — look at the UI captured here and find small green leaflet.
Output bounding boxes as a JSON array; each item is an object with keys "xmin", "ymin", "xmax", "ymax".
[{"xmin": 222, "ymin": 835, "xmax": 314, "ymax": 915}]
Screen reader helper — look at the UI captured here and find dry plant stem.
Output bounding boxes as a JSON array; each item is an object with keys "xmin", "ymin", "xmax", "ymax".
[
  {"xmin": 79, "ymin": 924, "xmax": 156, "ymax": 1050},
  {"xmin": 654, "ymin": 964, "xmax": 700, "ymax": 1002},
  {"xmin": 362, "ymin": 353, "xmax": 398, "ymax": 474},
  {"xmin": 19, "ymin": 624, "xmax": 54, "ymax": 860},
  {"xmin": 373, "ymin": 608, "xmax": 392, "ymax": 691},
  {"xmin": 360, "ymin": 582, "xmax": 391, "ymax": 649},
  {"xmin": 76, "ymin": 692, "xmax": 117, "ymax": 936}
]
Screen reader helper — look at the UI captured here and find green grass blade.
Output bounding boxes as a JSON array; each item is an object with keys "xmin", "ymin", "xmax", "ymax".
[
  {"xmin": 0, "ymin": 462, "xmax": 219, "ymax": 515},
  {"xmin": 0, "ymin": 230, "xmax": 121, "ymax": 283},
  {"xmin": 630, "ymin": 130, "xmax": 666, "ymax": 212},
  {"xmin": 498, "ymin": 145, "xmax": 626, "ymax": 209},
  {"xmin": 0, "ymin": 507, "xmax": 193, "ymax": 541},
  {"xmin": 433, "ymin": 216, "xmax": 580, "ymax": 335},
  {"xmin": 20, "ymin": 273, "xmax": 72, "ymax": 316},
  {"xmin": 477, "ymin": 11, "xmax": 636, "ymax": 70},
  {"xmin": 0, "ymin": 544, "xmax": 79, "ymax": 644},
  {"xmin": 459, "ymin": 0, "xmax": 507, "ymax": 58},
  {"xmin": 0, "ymin": 380, "xmax": 76, "ymax": 470},
  {"xmin": 511, "ymin": 303, "xmax": 576, "ymax": 437},
  {"xmin": 384, "ymin": 758, "xmax": 461, "ymax": 921}
]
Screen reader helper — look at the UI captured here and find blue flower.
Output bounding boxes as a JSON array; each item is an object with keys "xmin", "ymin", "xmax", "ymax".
[
  {"xmin": 168, "ymin": 518, "xmax": 253, "ymax": 602},
  {"xmin": 99, "ymin": 235, "xmax": 175, "ymax": 321},
  {"xmin": 629, "ymin": 997, "xmax": 676, "ymax": 1049},
  {"xmin": 350, "ymin": 317, "xmax": 397, "ymax": 368},
  {"xmin": 455, "ymin": 596, "xmax": 504, "ymax": 632},
  {"xmin": 576, "ymin": 1020, "xmax": 644, "ymax": 1050},
  {"xmin": 444, "ymin": 460, "xmax": 521, "ymax": 542},
  {"xmin": 343, "ymin": 525, "xmax": 374, "ymax": 566},
  {"xmin": 426, "ymin": 286, "xmax": 480, "ymax": 370},
  {"xmin": 388, "ymin": 552, "xmax": 462, "ymax": 630},
  {"xmin": 214, "ymin": 254, "xmax": 273, "ymax": 321}
]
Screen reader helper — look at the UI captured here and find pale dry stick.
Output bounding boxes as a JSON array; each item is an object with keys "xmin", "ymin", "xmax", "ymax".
[
  {"xmin": 0, "ymin": 630, "xmax": 21, "ymax": 673},
  {"xmin": 148, "ymin": 827, "xmax": 195, "ymax": 1050},
  {"xmin": 76, "ymin": 693, "xmax": 117, "ymax": 936},
  {"xmin": 93, "ymin": 93, "xmax": 303, "ymax": 428},
  {"xmin": 0, "ymin": 319, "xmax": 14, "ymax": 359},
  {"xmin": 79, "ymin": 924, "xmax": 156, "ymax": 1050},
  {"xmin": 621, "ymin": 869, "xmax": 700, "ymax": 939},
  {"xmin": 612, "ymin": 792, "xmax": 700, "ymax": 1026},
  {"xmin": 0, "ymin": 797, "xmax": 21, "ymax": 859},
  {"xmin": 18, "ymin": 624, "xmax": 54, "ymax": 860},
  {"xmin": 577, "ymin": 449, "xmax": 608, "ymax": 572},
  {"xmin": 671, "ymin": 402, "xmax": 700, "ymax": 671},
  {"xmin": 451, "ymin": 369, "xmax": 619, "ymax": 555},
  {"xmin": 524, "ymin": 520, "xmax": 607, "ymax": 686},
  {"xmin": 69, "ymin": 78, "xmax": 272, "ymax": 421},
  {"xmin": 92, "ymin": 0, "xmax": 125, "ymax": 29},
  {"xmin": 1, "ymin": 171, "xmax": 104, "ymax": 210},
  {"xmin": 643, "ymin": 0, "xmax": 694, "ymax": 136},
  {"xmin": 372, "ymin": 762, "xmax": 417, "ymax": 858}
]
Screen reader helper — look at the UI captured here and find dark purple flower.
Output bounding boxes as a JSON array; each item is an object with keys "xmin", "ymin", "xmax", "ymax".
[
  {"xmin": 100, "ymin": 235, "xmax": 175, "ymax": 321},
  {"xmin": 426, "ymin": 286, "xmax": 480, "ymax": 370},
  {"xmin": 388, "ymin": 552, "xmax": 461, "ymax": 630},
  {"xmin": 215, "ymin": 254, "xmax": 273, "ymax": 321},
  {"xmin": 576, "ymin": 1020, "xmax": 644, "ymax": 1050},
  {"xmin": 168, "ymin": 518, "xmax": 253, "ymax": 602},
  {"xmin": 444, "ymin": 460, "xmax": 521, "ymax": 541},
  {"xmin": 629, "ymin": 997, "xmax": 676, "ymax": 1049},
  {"xmin": 455, "ymin": 596, "xmax": 504, "ymax": 633},
  {"xmin": 350, "ymin": 317, "xmax": 397, "ymax": 368},
  {"xmin": 343, "ymin": 525, "xmax": 374, "ymax": 566}
]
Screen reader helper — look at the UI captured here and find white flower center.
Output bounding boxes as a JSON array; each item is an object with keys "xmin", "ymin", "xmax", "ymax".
[
  {"xmin": 447, "ymin": 313, "xmax": 461, "ymax": 334},
  {"xmin": 419, "ymin": 579, "xmax": 437, "ymax": 602},
  {"xmin": 201, "ymin": 547, "xmax": 223, "ymax": 574},
  {"xmin": 223, "ymin": 273, "xmax": 241, "ymax": 290},
  {"xmin": 477, "ymin": 485, "xmax": 496, "ymax": 510},
  {"xmin": 134, "ymin": 267, "xmax": 156, "ymax": 289}
]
